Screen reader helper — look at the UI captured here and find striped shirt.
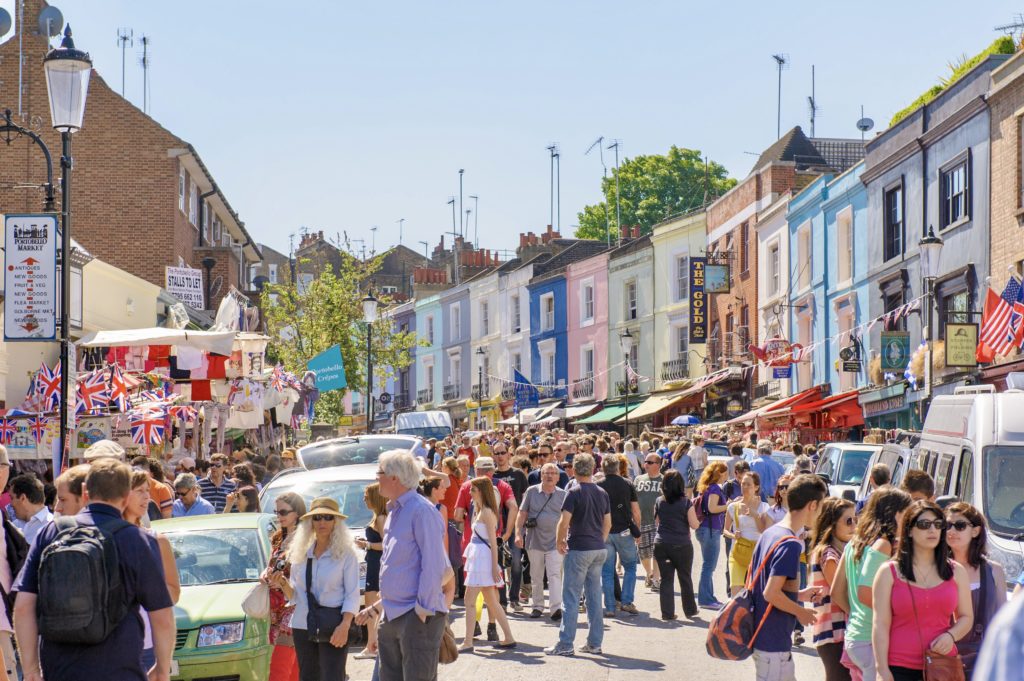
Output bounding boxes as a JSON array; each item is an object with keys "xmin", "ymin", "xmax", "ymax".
[
  {"xmin": 811, "ymin": 545, "xmax": 846, "ymax": 645},
  {"xmin": 197, "ymin": 476, "xmax": 236, "ymax": 513}
]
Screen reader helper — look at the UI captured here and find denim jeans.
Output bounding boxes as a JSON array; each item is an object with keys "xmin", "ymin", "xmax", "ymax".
[
  {"xmin": 694, "ymin": 526, "xmax": 722, "ymax": 605},
  {"xmin": 602, "ymin": 532, "xmax": 639, "ymax": 611},
  {"xmin": 557, "ymin": 549, "xmax": 606, "ymax": 650},
  {"xmin": 508, "ymin": 541, "xmax": 524, "ymax": 603}
]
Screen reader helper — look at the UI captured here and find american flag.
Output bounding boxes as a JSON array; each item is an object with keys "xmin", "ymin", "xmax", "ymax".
[
  {"xmin": 36, "ymin": 361, "xmax": 61, "ymax": 412},
  {"xmin": 980, "ymin": 278, "xmax": 1022, "ymax": 357},
  {"xmin": 1000, "ymin": 280, "xmax": 1024, "ymax": 355},
  {"xmin": 76, "ymin": 370, "xmax": 110, "ymax": 414},
  {"xmin": 0, "ymin": 419, "xmax": 15, "ymax": 444}
]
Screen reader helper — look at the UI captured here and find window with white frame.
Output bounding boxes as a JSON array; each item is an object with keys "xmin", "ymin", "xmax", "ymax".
[
  {"xmin": 480, "ymin": 301, "xmax": 489, "ymax": 335},
  {"xmin": 798, "ymin": 224, "xmax": 811, "ymax": 290},
  {"xmin": 451, "ymin": 305, "xmax": 461, "ymax": 340},
  {"xmin": 676, "ymin": 256, "xmax": 689, "ymax": 302},
  {"xmin": 837, "ymin": 308, "xmax": 856, "ymax": 391},
  {"xmin": 179, "ymin": 169, "xmax": 186, "ymax": 213},
  {"xmin": 426, "ymin": 315, "xmax": 435, "ymax": 345},
  {"xmin": 676, "ymin": 326, "xmax": 688, "ymax": 359},
  {"xmin": 511, "ymin": 352, "xmax": 522, "ymax": 375},
  {"xmin": 629, "ymin": 339, "xmax": 639, "ymax": 369},
  {"xmin": 298, "ymin": 273, "xmax": 314, "ymax": 295},
  {"xmin": 202, "ymin": 202, "xmax": 210, "ymax": 243},
  {"xmin": 249, "ymin": 265, "xmax": 259, "ymax": 288},
  {"xmin": 582, "ymin": 283, "xmax": 595, "ymax": 323},
  {"xmin": 837, "ymin": 208, "xmax": 853, "ymax": 284},
  {"xmin": 511, "ymin": 294, "xmax": 521, "ymax": 333},
  {"xmin": 581, "ymin": 346, "xmax": 594, "ymax": 376},
  {"xmin": 425, "ymin": 363, "xmax": 434, "ymax": 390},
  {"xmin": 940, "ymin": 156, "xmax": 970, "ymax": 228},
  {"xmin": 212, "ymin": 217, "xmax": 222, "ymax": 244},
  {"xmin": 268, "ymin": 264, "xmax": 278, "ymax": 284},
  {"xmin": 625, "ymin": 280, "xmax": 638, "ymax": 320},
  {"xmin": 450, "ymin": 354, "xmax": 461, "ymax": 385},
  {"xmin": 797, "ymin": 314, "xmax": 812, "ymax": 389},
  {"xmin": 189, "ymin": 180, "xmax": 198, "ymax": 226},
  {"xmin": 541, "ymin": 294, "xmax": 555, "ymax": 331},
  {"xmin": 544, "ymin": 352, "xmax": 556, "ymax": 383},
  {"xmin": 768, "ymin": 242, "xmax": 781, "ymax": 296}
]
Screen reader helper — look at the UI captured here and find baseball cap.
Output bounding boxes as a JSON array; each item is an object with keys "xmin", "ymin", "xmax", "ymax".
[
  {"xmin": 474, "ymin": 456, "xmax": 496, "ymax": 471},
  {"xmin": 179, "ymin": 457, "xmax": 196, "ymax": 470},
  {"xmin": 84, "ymin": 439, "xmax": 126, "ymax": 462}
]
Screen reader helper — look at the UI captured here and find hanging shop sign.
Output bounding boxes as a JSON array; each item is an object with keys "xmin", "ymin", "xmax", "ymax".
[
  {"xmin": 4, "ymin": 214, "xmax": 58, "ymax": 341},
  {"xmin": 705, "ymin": 264, "xmax": 731, "ymax": 294},
  {"xmin": 749, "ymin": 337, "xmax": 803, "ymax": 367},
  {"xmin": 306, "ymin": 344, "xmax": 348, "ymax": 392},
  {"xmin": 725, "ymin": 399, "xmax": 745, "ymax": 416},
  {"xmin": 689, "ymin": 257, "xmax": 707, "ymax": 343},
  {"xmin": 839, "ymin": 345, "xmax": 861, "ymax": 373},
  {"xmin": 772, "ymin": 366, "xmax": 791, "ymax": 379},
  {"xmin": 881, "ymin": 331, "xmax": 911, "ymax": 371},
  {"xmin": 164, "ymin": 266, "xmax": 205, "ymax": 310},
  {"xmin": 944, "ymin": 323, "xmax": 978, "ymax": 368}
]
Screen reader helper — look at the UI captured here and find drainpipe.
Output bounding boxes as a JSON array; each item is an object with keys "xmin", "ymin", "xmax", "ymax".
[{"xmin": 198, "ymin": 185, "xmax": 218, "ymax": 247}]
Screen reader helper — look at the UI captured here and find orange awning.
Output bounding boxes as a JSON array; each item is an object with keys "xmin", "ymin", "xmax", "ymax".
[{"xmin": 724, "ymin": 385, "xmax": 824, "ymax": 425}]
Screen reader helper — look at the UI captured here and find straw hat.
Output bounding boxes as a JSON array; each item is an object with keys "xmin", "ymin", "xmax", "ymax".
[{"xmin": 300, "ymin": 496, "xmax": 347, "ymax": 521}]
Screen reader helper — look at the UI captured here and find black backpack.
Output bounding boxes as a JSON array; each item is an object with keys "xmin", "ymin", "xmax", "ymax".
[{"xmin": 37, "ymin": 516, "xmax": 132, "ymax": 645}]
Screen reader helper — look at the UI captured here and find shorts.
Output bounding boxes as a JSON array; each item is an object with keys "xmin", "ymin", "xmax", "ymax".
[
  {"xmin": 637, "ymin": 524, "xmax": 656, "ymax": 558},
  {"xmin": 753, "ymin": 650, "xmax": 796, "ymax": 681}
]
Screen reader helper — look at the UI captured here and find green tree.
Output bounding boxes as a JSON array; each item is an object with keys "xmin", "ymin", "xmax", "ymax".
[
  {"xmin": 261, "ymin": 258, "xmax": 418, "ymax": 424},
  {"xmin": 575, "ymin": 146, "xmax": 736, "ymax": 240}
]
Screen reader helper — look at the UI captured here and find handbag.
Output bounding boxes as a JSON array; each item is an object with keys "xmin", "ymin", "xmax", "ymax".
[
  {"xmin": 241, "ymin": 582, "xmax": 270, "ymax": 618},
  {"xmin": 304, "ymin": 560, "xmax": 345, "ymax": 644},
  {"xmin": 903, "ymin": 564, "xmax": 965, "ymax": 681},
  {"xmin": 685, "ymin": 461, "xmax": 697, "ymax": 489},
  {"xmin": 438, "ymin": 623, "xmax": 459, "ymax": 664}
]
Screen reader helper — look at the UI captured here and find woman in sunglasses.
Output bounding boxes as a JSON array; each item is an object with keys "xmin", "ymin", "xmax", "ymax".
[
  {"xmin": 871, "ymin": 500, "xmax": 973, "ymax": 681},
  {"xmin": 809, "ymin": 497, "xmax": 856, "ymax": 681},
  {"xmin": 944, "ymin": 502, "xmax": 1007, "ymax": 679},
  {"xmin": 262, "ymin": 491, "xmax": 306, "ymax": 681},
  {"xmin": 353, "ymin": 483, "xmax": 388, "ymax": 660},
  {"xmin": 766, "ymin": 473, "xmax": 793, "ymax": 524}
]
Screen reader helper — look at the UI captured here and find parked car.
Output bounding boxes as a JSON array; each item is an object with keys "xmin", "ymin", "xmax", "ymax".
[
  {"xmin": 297, "ymin": 434, "xmax": 420, "ymax": 469},
  {"xmin": 153, "ymin": 513, "xmax": 275, "ymax": 681},
  {"xmin": 814, "ymin": 443, "xmax": 881, "ymax": 500},
  {"xmin": 855, "ymin": 441, "xmax": 917, "ymax": 502}
]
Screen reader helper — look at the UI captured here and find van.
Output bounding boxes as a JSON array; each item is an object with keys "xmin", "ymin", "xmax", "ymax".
[
  {"xmin": 394, "ymin": 410, "xmax": 453, "ymax": 441},
  {"xmin": 814, "ymin": 443, "xmax": 881, "ymax": 500},
  {"xmin": 917, "ymin": 385, "xmax": 1024, "ymax": 586},
  {"xmin": 854, "ymin": 441, "xmax": 917, "ymax": 502}
]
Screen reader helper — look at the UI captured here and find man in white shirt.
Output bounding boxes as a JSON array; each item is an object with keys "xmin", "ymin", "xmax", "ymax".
[{"xmin": 9, "ymin": 474, "xmax": 52, "ymax": 547}]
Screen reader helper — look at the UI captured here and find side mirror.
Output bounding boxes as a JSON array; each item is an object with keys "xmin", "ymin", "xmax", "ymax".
[
  {"xmin": 935, "ymin": 495, "xmax": 957, "ymax": 509},
  {"xmin": 842, "ymin": 489, "xmax": 856, "ymax": 502}
]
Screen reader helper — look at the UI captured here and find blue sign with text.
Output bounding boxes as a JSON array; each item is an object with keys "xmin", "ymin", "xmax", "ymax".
[
  {"xmin": 307, "ymin": 344, "xmax": 348, "ymax": 392},
  {"xmin": 513, "ymin": 369, "xmax": 538, "ymax": 412}
]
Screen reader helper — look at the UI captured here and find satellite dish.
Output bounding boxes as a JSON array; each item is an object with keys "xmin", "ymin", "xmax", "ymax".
[
  {"xmin": 856, "ymin": 117, "xmax": 875, "ymax": 133},
  {"xmin": 253, "ymin": 275, "xmax": 270, "ymax": 291},
  {"xmin": 209, "ymin": 275, "xmax": 224, "ymax": 300},
  {"xmin": 0, "ymin": 9, "xmax": 12, "ymax": 36},
  {"xmin": 38, "ymin": 6, "xmax": 63, "ymax": 38}
]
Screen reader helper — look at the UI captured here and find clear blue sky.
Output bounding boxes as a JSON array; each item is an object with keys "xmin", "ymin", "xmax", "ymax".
[{"xmin": 2, "ymin": 1, "xmax": 1022, "ymax": 261}]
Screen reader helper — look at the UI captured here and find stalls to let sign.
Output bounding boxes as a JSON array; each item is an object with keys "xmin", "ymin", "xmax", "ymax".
[
  {"xmin": 164, "ymin": 267, "xmax": 205, "ymax": 310},
  {"xmin": 689, "ymin": 257, "xmax": 707, "ymax": 343},
  {"xmin": 944, "ymin": 323, "xmax": 978, "ymax": 368},
  {"xmin": 4, "ymin": 214, "xmax": 58, "ymax": 341}
]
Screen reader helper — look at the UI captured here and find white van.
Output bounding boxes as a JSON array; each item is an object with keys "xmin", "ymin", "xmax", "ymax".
[
  {"xmin": 394, "ymin": 410, "xmax": 453, "ymax": 441},
  {"xmin": 815, "ymin": 443, "xmax": 881, "ymax": 500},
  {"xmin": 917, "ymin": 385, "xmax": 1024, "ymax": 586}
]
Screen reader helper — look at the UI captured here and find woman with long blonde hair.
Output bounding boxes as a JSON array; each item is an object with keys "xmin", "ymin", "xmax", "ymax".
[
  {"xmin": 694, "ymin": 461, "xmax": 729, "ymax": 608},
  {"xmin": 353, "ymin": 483, "xmax": 387, "ymax": 660},
  {"xmin": 261, "ymin": 491, "xmax": 307, "ymax": 681},
  {"xmin": 460, "ymin": 478, "xmax": 515, "ymax": 651}
]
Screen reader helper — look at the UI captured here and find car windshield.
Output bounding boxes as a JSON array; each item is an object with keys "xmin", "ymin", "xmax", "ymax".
[
  {"xmin": 704, "ymin": 442, "xmax": 729, "ymax": 458},
  {"xmin": 835, "ymin": 449, "xmax": 875, "ymax": 486},
  {"xmin": 984, "ymin": 446, "xmax": 1024, "ymax": 535},
  {"xmin": 261, "ymin": 478, "xmax": 375, "ymax": 529},
  {"xmin": 162, "ymin": 529, "xmax": 264, "ymax": 587},
  {"xmin": 299, "ymin": 438, "xmax": 412, "ymax": 469}
]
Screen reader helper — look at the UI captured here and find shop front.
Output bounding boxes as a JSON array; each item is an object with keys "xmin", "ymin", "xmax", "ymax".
[
  {"xmin": 859, "ymin": 382, "xmax": 920, "ymax": 432},
  {"xmin": 465, "ymin": 396, "xmax": 502, "ymax": 430},
  {"xmin": 788, "ymin": 389, "xmax": 865, "ymax": 443}
]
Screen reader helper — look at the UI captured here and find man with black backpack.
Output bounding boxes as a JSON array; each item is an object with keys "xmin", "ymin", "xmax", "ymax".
[{"xmin": 12, "ymin": 457, "xmax": 175, "ymax": 681}]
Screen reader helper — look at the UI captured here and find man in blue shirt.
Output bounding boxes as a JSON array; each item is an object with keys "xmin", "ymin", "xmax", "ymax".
[
  {"xmin": 13, "ymin": 457, "xmax": 175, "ymax": 681},
  {"xmin": 974, "ymin": 587, "xmax": 1024, "ymax": 681},
  {"xmin": 172, "ymin": 473, "xmax": 215, "ymax": 517},
  {"xmin": 750, "ymin": 440, "xmax": 786, "ymax": 500}
]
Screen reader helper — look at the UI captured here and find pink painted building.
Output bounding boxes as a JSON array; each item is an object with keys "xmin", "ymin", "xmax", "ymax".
[{"xmin": 565, "ymin": 250, "xmax": 610, "ymax": 408}]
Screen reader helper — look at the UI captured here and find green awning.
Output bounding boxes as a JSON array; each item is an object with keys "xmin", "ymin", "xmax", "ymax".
[{"xmin": 574, "ymin": 404, "xmax": 637, "ymax": 425}]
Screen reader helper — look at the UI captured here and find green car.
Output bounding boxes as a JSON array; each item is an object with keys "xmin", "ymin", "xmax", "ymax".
[{"xmin": 152, "ymin": 513, "xmax": 276, "ymax": 681}]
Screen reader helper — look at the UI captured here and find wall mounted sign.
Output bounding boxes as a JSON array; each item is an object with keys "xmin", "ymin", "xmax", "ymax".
[
  {"xmin": 4, "ymin": 214, "xmax": 58, "ymax": 341},
  {"xmin": 165, "ymin": 266, "xmax": 205, "ymax": 310},
  {"xmin": 705, "ymin": 264, "xmax": 731, "ymax": 294},
  {"xmin": 944, "ymin": 323, "xmax": 978, "ymax": 368},
  {"xmin": 880, "ymin": 331, "xmax": 910, "ymax": 371},
  {"xmin": 689, "ymin": 257, "xmax": 707, "ymax": 343}
]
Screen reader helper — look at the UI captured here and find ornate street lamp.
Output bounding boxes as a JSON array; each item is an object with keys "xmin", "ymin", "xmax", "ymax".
[
  {"xmin": 918, "ymin": 225, "xmax": 944, "ymax": 410},
  {"xmin": 620, "ymin": 328, "xmax": 634, "ymax": 437},
  {"xmin": 362, "ymin": 291, "xmax": 379, "ymax": 433}
]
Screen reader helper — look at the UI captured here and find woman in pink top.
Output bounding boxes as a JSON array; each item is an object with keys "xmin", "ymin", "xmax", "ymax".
[{"xmin": 871, "ymin": 501, "xmax": 973, "ymax": 681}]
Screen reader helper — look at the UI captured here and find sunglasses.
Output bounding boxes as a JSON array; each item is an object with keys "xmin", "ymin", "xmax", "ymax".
[
  {"xmin": 275, "ymin": 509, "xmax": 295, "ymax": 517},
  {"xmin": 945, "ymin": 519, "xmax": 973, "ymax": 532},
  {"xmin": 777, "ymin": 485, "xmax": 789, "ymax": 491},
  {"xmin": 211, "ymin": 463, "xmax": 224, "ymax": 468},
  {"xmin": 914, "ymin": 519, "xmax": 946, "ymax": 530},
  {"xmin": 645, "ymin": 460, "xmax": 661, "ymax": 465},
  {"xmin": 175, "ymin": 490, "xmax": 190, "ymax": 497},
  {"xmin": 311, "ymin": 514, "xmax": 336, "ymax": 522}
]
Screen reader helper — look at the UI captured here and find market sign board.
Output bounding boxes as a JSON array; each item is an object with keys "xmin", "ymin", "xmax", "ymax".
[
  {"xmin": 689, "ymin": 257, "xmax": 707, "ymax": 343},
  {"xmin": 705, "ymin": 264, "xmax": 731, "ymax": 294},
  {"xmin": 4, "ymin": 214, "xmax": 58, "ymax": 341},
  {"xmin": 944, "ymin": 323, "xmax": 978, "ymax": 368},
  {"xmin": 165, "ymin": 266, "xmax": 205, "ymax": 310},
  {"xmin": 880, "ymin": 331, "xmax": 910, "ymax": 371},
  {"xmin": 307, "ymin": 344, "xmax": 348, "ymax": 392}
]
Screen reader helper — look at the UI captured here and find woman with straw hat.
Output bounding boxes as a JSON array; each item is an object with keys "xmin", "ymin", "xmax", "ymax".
[{"xmin": 278, "ymin": 497, "xmax": 361, "ymax": 681}]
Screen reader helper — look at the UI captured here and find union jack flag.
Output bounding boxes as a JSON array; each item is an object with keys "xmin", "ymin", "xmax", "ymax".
[
  {"xmin": 76, "ymin": 370, "xmax": 110, "ymax": 414},
  {"xmin": 169, "ymin": 405, "xmax": 197, "ymax": 423},
  {"xmin": 130, "ymin": 409, "xmax": 165, "ymax": 446},
  {"xmin": 28, "ymin": 415, "xmax": 48, "ymax": 444},
  {"xmin": 0, "ymin": 419, "xmax": 15, "ymax": 444},
  {"xmin": 270, "ymin": 365, "xmax": 286, "ymax": 392},
  {"xmin": 36, "ymin": 361, "xmax": 61, "ymax": 412},
  {"xmin": 109, "ymin": 364, "xmax": 131, "ymax": 412}
]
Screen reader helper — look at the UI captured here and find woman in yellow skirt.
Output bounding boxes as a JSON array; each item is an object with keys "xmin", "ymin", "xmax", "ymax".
[{"xmin": 723, "ymin": 471, "xmax": 773, "ymax": 596}]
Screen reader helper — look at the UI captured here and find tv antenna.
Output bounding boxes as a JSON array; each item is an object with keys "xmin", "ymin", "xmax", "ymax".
[
  {"xmin": 138, "ymin": 35, "xmax": 152, "ymax": 114},
  {"xmin": 772, "ymin": 53, "xmax": 789, "ymax": 139},
  {"xmin": 586, "ymin": 136, "xmax": 612, "ymax": 245},
  {"xmin": 856, "ymin": 105, "xmax": 874, "ymax": 142},
  {"xmin": 995, "ymin": 14, "xmax": 1024, "ymax": 44},
  {"xmin": 369, "ymin": 226, "xmax": 378, "ymax": 255},
  {"xmin": 117, "ymin": 28, "xmax": 134, "ymax": 98},
  {"xmin": 546, "ymin": 144, "xmax": 560, "ymax": 232},
  {"xmin": 807, "ymin": 65, "xmax": 819, "ymax": 138},
  {"xmin": 607, "ymin": 139, "xmax": 623, "ymax": 245},
  {"xmin": 468, "ymin": 195, "xmax": 479, "ymax": 246},
  {"xmin": 396, "ymin": 218, "xmax": 405, "ymax": 245}
]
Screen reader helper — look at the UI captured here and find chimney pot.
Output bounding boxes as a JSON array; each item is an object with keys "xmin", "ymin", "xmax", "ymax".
[{"xmin": 632, "ymin": 226, "xmax": 640, "ymax": 238}]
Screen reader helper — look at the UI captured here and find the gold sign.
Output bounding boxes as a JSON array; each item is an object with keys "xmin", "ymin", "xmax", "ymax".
[{"xmin": 944, "ymin": 323, "xmax": 978, "ymax": 368}]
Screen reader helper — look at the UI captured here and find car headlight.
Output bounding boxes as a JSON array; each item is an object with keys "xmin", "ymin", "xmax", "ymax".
[{"xmin": 196, "ymin": 621, "xmax": 245, "ymax": 647}]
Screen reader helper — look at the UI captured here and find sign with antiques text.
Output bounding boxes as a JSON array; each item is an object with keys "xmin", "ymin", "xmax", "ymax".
[
  {"xmin": 4, "ymin": 214, "xmax": 58, "ymax": 341},
  {"xmin": 689, "ymin": 257, "xmax": 707, "ymax": 343}
]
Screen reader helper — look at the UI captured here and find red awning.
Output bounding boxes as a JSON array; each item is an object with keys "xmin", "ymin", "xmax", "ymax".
[
  {"xmin": 790, "ymin": 389, "xmax": 864, "ymax": 427},
  {"xmin": 790, "ymin": 389, "xmax": 860, "ymax": 414},
  {"xmin": 725, "ymin": 385, "xmax": 824, "ymax": 425}
]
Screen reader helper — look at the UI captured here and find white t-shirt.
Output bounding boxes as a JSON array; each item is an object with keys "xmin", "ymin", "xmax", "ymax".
[
  {"xmin": 728, "ymin": 500, "xmax": 770, "ymax": 541},
  {"xmin": 690, "ymin": 445, "xmax": 708, "ymax": 470}
]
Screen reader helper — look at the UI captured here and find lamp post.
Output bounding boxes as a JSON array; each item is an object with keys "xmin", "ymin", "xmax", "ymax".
[
  {"xmin": 362, "ymin": 291, "xmax": 379, "ymax": 433},
  {"xmin": 44, "ymin": 26, "xmax": 91, "ymax": 461},
  {"xmin": 918, "ymin": 224, "xmax": 944, "ymax": 415},
  {"xmin": 476, "ymin": 346, "xmax": 486, "ymax": 428},
  {"xmin": 620, "ymin": 328, "xmax": 634, "ymax": 437}
]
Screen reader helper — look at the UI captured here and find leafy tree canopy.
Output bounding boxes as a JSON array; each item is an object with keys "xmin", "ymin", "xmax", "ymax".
[{"xmin": 575, "ymin": 146, "xmax": 736, "ymax": 241}]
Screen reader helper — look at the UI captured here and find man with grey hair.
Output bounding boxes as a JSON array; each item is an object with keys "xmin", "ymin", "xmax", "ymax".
[
  {"xmin": 171, "ymin": 473, "xmax": 214, "ymax": 517},
  {"xmin": 545, "ymin": 453, "xmax": 611, "ymax": 657},
  {"xmin": 516, "ymin": 462, "xmax": 567, "ymax": 620},
  {"xmin": 749, "ymin": 438, "xmax": 785, "ymax": 501},
  {"xmin": 375, "ymin": 450, "xmax": 451, "ymax": 681}
]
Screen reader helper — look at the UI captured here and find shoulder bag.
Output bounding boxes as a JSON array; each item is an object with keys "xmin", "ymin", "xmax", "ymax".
[
  {"xmin": 902, "ymin": 564, "xmax": 965, "ymax": 681},
  {"xmin": 439, "ymin": 623, "xmax": 459, "ymax": 664},
  {"xmin": 524, "ymin": 491, "xmax": 554, "ymax": 529},
  {"xmin": 241, "ymin": 582, "xmax": 270, "ymax": 618},
  {"xmin": 304, "ymin": 559, "xmax": 345, "ymax": 644}
]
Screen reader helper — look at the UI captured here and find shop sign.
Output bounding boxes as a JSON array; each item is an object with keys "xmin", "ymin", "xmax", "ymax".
[
  {"xmin": 4, "ymin": 214, "xmax": 58, "ymax": 341},
  {"xmin": 881, "ymin": 331, "xmax": 910, "ymax": 371},
  {"xmin": 863, "ymin": 392, "xmax": 906, "ymax": 417},
  {"xmin": 725, "ymin": 399, "xmax": 745, "ymax": 416},
  {"xmin": 772, "ymin": 366, "xmax": 791, "ymax": 379},
  {"xmin": 689, "ymin": 257, "xmax": 707, "ymax": 342},
  {"xmin": 944, "ymin": 323, "xmax": 978, "ymax": 368},
  {"xmin": 307, "ymin": 344, "xmax": 348, "ymax": 392},
  {"xmin": 705, "ymin": 264, "xmax": 730, "ymax": 294},
  {"xmin": 750, "ymin": 337, "xmax": 802, "ymax": 367},
  {"xmin": 164, "ymin": 266, "xmax": 205, "ymax": 310}
]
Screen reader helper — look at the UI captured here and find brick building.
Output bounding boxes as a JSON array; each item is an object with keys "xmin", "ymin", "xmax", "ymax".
[{"xmin": 0, "ymin": 0, "xmax": 260, "ymax": 311}]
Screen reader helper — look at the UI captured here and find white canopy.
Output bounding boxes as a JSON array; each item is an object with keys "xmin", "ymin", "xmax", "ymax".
[{"xmin": 77, "ymin": 328, "xmax": 239, "ymax": 356}]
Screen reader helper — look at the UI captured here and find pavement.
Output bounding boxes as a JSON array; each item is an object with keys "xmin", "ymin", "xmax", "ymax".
[{"xmin": 346, "ymin": 549, "xmax": 824, "ymax": 681}]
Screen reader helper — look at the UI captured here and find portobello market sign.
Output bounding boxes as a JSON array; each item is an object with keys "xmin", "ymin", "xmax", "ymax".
[{"xmin": 689, "ymin": 256, "xmax": 707, "ymax": 343}]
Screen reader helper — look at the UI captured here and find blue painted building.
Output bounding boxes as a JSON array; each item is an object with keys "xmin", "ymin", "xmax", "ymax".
[
  {"xmin": 414, "ymin": 294, "xmax": 443, "ymax": 410},
  {"xmin": 390, "ymin": 301, "xmax": 417, "ymax": 415},
  {"xmin": 440, "ymin": 282, "xmax": 472, "ymax": 424}
]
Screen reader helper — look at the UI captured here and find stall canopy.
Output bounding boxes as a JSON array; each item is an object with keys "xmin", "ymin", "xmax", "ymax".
[
  {"xmin": 790, "ymin": 389, "xmax": 864, "ymax": 426},
  {"xmin": 675, "ymin": 370, "xmax": 732, "ymax": 399},
  {"xmin": 563, "ymin": 403, "xmax": 600, "ymax": 420},
  {"xmin": 725, "ymin": 385, "xmax": 824, "ymax": 426},
  {"xmin": 575, "ymin": 403, "xmax": 636, "ymax": 425},
  {"xmin": 77, "ymin": 328, "xmax": 238, "ymax": 356},
  {"xmin": 613, "ymin": 390, "xmax": 689, "ymax": 423},
  {"xmin": 496, "ymin": 402, "xmax": 561, "ymax": 425}
]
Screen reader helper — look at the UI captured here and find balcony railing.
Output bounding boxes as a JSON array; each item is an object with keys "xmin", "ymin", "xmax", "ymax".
[
  {"xmin": 752, "ymin": 380, "xmax": 781, "ymax": 402},
  {"xmin": 471, "ymin": 378, "xmax": 491, "ymax": 401},
  {"xmin": 392, "ymin": 393, "xmax": 411, "ymax": 411},
  {"xmin": 538, "ymin": 384, "xmax": 568, "ymax": 400},
  {"xmin": 443, "ymin": 383, "xmax": 461, "ymax": 402},
  {"xmin": 417, "ymin": 387, "xmax": 434, "ymax": 405},
  {"xmin": 572, "ymin": 374, "xmax": 594, "ymax": 400},
  {"xmin": 501, "ymin": 383, "xmax": 516, "ymax": 400},
  {"xmin": 616, "ymin": 379, "xmax": 639, "ymax": 395},
  {"xmin": 661, "ymin": 358, "xmax": 689, "ymax": 382}
]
